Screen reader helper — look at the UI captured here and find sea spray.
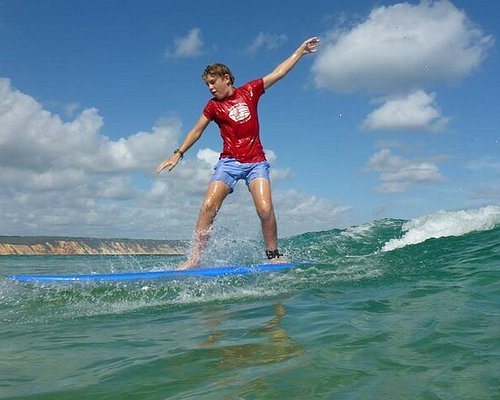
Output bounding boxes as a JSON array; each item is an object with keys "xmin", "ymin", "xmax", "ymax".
[
  {"xmin": 382, "ymin": 205, "xmax": 500, "ymax": 251},
  {"xmin": 1, "ymin": 205, "xmax": 500, "ymax": 398}
]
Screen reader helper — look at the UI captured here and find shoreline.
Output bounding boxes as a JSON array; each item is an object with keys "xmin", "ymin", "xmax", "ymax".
[{"xmin": 0, "ymin": 236, "xmax": 187, "ymax": 256}]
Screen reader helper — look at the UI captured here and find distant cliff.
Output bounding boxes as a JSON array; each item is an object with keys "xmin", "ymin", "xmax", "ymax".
[{"xmin": 0, "ymin": 236, "xmax": 186, "ymax": 256}]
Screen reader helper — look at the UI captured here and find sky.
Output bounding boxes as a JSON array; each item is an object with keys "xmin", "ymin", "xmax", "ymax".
[{"xmin": 0, "ymin": 0, "xmax": 499, "ymax": 240}]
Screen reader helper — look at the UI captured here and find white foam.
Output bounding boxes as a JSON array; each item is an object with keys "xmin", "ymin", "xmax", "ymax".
[
  {"xmin": 341, "ymin": 222, "xmax": 377, "ymax": 239},
  {"xmin": 382, "ymin": 205, "xmax": 500, "ymax": 252},
  {"xmin": 341, "ymin": 219, "xmax": 395, "ymax": 240}
]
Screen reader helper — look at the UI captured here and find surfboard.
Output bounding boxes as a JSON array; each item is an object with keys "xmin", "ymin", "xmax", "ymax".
[{"xmin": 8, "ymin": 262, "xmax": 302, "ymax": 283}]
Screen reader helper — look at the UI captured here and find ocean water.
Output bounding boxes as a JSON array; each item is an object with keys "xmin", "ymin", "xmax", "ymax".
[{"xmin": 1, "ymin": 205, "xmax": 500, "ymax": 399}]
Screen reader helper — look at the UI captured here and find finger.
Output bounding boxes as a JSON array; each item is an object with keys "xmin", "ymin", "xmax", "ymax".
[
  {"xmin": 167, "ymin": 160, "xmax": 178, "ymax": 172},
  {"xmin": 156, "ymin": 162, "xmax": 168, "ymax": 174},
  {"xmin": 307, "ymin": 41, "xmax": 320, "ymax": 53},
  {"xmin": 308, "ymin": 38, "xmax": 320, "ymax": 48}
]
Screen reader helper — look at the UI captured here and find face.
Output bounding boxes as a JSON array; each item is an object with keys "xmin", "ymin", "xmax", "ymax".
[{"xmin": 204, "ymin": 74, "xmax": 233, "ymax": 99}]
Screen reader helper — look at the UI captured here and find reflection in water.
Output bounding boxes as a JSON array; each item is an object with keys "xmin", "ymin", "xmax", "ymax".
[{"xmin": 199, "ymin": 303, "xmax": 303, "ymax": 368}]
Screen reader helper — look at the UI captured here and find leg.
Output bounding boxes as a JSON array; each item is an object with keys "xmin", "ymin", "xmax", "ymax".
[
  {"xmin": 179, "ymin": 180, "xmax": 231, "ymax": 269},
  {"xmin": 248, "ymin": 178, "xmax": 284, "ymax": 262}
]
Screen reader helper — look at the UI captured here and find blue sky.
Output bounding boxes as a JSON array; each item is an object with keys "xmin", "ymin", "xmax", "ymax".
[{"xmin": 0, "ymin": 0, "xmax": 499, "ymax": 240}]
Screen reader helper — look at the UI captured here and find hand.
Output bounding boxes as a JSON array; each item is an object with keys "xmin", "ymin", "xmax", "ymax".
[
  {"xmin": 156, "ymin": 154, "xmax": 180, "ymax": 174},
  {"xmin": 301, "ymin": 37, "xmax": 320, "ymax": 55}
]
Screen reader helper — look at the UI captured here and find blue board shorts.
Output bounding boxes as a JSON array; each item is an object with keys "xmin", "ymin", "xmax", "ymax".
[{"xmin": 210, "ymin": 158, "xmax": 270, "ymax": 193}]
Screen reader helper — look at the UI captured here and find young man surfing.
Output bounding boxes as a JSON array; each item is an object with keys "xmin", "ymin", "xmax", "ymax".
[{"xmin": 156, "ymin": 37, "xmax": 320, "ymax": 269}]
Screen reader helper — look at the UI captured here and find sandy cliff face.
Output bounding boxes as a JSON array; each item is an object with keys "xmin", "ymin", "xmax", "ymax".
[{"xmin": 0, "ymin": 238, "xmax": 185, "ymax": 256}]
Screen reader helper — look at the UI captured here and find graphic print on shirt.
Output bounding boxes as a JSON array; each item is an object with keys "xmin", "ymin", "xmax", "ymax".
[{"xmin": 228, "ymin": 102, "xmax": 251, "ymax": 123}]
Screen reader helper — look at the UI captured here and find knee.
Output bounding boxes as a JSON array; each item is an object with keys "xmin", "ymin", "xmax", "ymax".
[
  {"xmin": 256, "ymin": 202, "xmax": 274, "ymax": 221},
  {"xmin": 201, "ymin": 198, "xmax": 220, "ymax": 217}
]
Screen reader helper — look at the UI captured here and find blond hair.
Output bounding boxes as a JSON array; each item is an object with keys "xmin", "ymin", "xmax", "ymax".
[{"xmin": 202, "ymin": 63, "xmax": 235, "ymax": 85}]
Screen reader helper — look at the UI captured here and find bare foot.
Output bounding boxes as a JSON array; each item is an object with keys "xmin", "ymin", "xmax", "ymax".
[
  {"xmin": 177, "ymin": 259, "xmax": 200, "ymax": 270},
  {"xmin": 268, "ymin": 257, "xmax": 288, "ymax": 264}
]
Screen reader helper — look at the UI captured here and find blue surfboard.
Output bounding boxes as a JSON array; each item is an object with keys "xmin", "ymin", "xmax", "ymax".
[{"xmin": 8, "ymin": 262, "xmax": 302, "ymax": 283}]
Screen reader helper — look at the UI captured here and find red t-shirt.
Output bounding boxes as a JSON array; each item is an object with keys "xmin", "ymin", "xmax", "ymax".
[{"xmin": 203, "ymin": 78, "xmax": 267, "ymax": 163}]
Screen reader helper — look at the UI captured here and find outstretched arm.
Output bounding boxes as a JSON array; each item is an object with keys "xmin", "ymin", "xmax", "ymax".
[
  {"xmin": 262, "ymin": 37, "xmax": 320, "ymax": 90},
  {"xmin": 156, "ymin": 114, "xmax": 210, "ymax": 174}
]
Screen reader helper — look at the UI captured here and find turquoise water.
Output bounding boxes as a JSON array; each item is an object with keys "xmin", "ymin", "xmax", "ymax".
[{"xmin": 1, "ymin": 206, "xmax": 500, "ymax": 399}]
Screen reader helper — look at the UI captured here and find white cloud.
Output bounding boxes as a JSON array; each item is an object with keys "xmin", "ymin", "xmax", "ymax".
[
  {"xmin": 365, "ymin": 148, "xmax": 446, "ymax": 193},
  {"xmin": 243, "ymin": 32, "xmax": 288, "ymax": 56},
  {"xmin": 92, "ymin": 176, "xmax": 139, "ymax": 200},
  {"xmin": 362, "ymin": 90, "xmax": 450, "ymax": 132},
  {"xmin": 165, "ymin": 28, "xmax": 204, "ymax": 58},
  {"xmin": 275, "ymin": 190, "xmax": 351, "ymax": 233},
  {"xmin": 65, "ymin": 102, "xmax": 81, "ymax": 118},
  {"xmin": 311, "ymin": 1, "xmax": 491, "ymax": 183},
  {"xmin": 92, "ymin": 121, "xmax": 182, "ymax": 173},
  {"xmin": 312, "ymin": 0, "xmax": 493, "ymax": 93},
  {"xmin": 0, "ymin": 79, "xmax": 102, "ymax": 172},
  {"xmin": 0, "ymin": 78, "xmax": 184, "ymax": 237},
  {"xmin": 0, "ymin": 78, "xmax": 181, "ymax": 176},
  {"xmin": 0, "ymin": 78, "xmax": 350, "ymax": 239},
  {"xmin": 197, "ymin": 148, "xmax": 219, "ymax": 166}
]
